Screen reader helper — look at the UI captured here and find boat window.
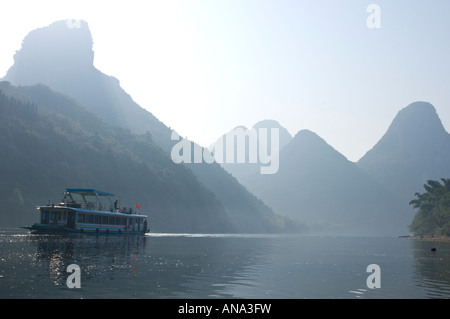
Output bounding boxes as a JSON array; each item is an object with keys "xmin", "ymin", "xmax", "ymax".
[
  {"xmin": 41, "ymin": 210, "xmax": 49, "ymax": 224},
  {"xmin": 94, "ymin": 215, "xmax": 101, "ymax": 224},
  {"xmin": 101, "ymin": 215, "xmax": 108, "ymax": 224},
  {"xmin": 78, "ymin": 214, "xmax": 85, "ymax": 223},
  {"xmin": 88, "ymin": 214, "xmax": 94, "ymax": 224}
]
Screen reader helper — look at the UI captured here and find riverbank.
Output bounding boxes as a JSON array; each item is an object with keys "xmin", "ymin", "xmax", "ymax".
[{"xmin": 404, "ymin": 235, "xmax": 450, "ymax": 242}]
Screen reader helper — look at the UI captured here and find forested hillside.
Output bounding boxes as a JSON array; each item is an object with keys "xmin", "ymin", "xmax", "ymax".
[{"xmin": 0, "ymin": 82, "xmax": 237, "ymax": 232}]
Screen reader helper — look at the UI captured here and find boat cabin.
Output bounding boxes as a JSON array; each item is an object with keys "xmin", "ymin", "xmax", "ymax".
[{"xmin": 31, "ymin": 188, "xmax": 148, "ymax": 234}]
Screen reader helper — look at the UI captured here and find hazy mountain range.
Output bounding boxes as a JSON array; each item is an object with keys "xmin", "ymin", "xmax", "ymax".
[
  {"xmin": 2, "ymin": 20, "xmax": 449, "ymax": 235},
  {"xmin": 215, "ymin": 102, "xmax": 450, "ymax": 235}
]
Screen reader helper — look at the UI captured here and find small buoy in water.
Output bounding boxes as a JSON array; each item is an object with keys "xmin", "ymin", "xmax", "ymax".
[{"xmin": 431, "ymin": 247, "xmax": 437, "ymax": 252}]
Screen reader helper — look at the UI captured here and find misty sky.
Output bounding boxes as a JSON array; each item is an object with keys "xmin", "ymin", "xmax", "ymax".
[{"xmin": 1, "ymin": 0, "xmax": 449, "ymax": 162}]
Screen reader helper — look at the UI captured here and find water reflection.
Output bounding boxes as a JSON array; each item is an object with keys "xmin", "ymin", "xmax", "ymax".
[
  {"xmin": 21, "ymin": 232, "xmax": 269, "ymax": 298},
  {"xmin": 2, "ymin": 228, "xmax": 450, "ymax": 298},
  {"xmin": 411, "ymin": 239, "xmax": 450, "ymax": 298},
  {"xmin": 29, "ymin": 233, "xmax": 147, "ymax": 290}
]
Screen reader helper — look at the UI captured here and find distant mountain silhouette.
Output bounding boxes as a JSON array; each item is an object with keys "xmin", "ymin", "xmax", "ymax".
[
  {"xmin": 1, "ymin": 20, "xmax": 295, "ymax": 233},
  {"xmin": 220, "ymin": 103, "xmax": 450, "ymax": 235},
  {"xmin": 220, "ymin": 125, "xmax": 410, "ymax": 235},
  {"xmin": 218, "ymin": 120, "xmax": 292, "ymax": 182},
  {"xmin": 4, "ymin": 20, "xmax": 171, "ymax": 147},
  {"xmin": 358, "ymin": 101, "xmax": 450, "ymax": 205},
  {"xmin": 252, "ymin": 120, "xmax": 293, "ymax": 149}
]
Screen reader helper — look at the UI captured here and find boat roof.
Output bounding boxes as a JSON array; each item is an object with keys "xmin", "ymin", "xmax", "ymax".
[{"xmin": 65, "ymin": 188, "xmax": 114, "ymax": 197}]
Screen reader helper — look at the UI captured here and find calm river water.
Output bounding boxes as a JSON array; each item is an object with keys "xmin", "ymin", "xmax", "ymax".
[{"xmin": 1, "ymin": 227, "xmax": 449, "ymax": 299}]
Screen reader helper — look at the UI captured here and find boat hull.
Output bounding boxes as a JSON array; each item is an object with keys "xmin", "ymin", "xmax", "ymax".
[{"xmin": 28, "ymin": 223, "xmax": 147, "ymax": 235}]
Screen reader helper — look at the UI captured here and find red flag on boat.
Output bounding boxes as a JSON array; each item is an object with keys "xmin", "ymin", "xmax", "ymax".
[{"xmin": 136, "ymin": 203, "xmax": 141, "ymax": 209}]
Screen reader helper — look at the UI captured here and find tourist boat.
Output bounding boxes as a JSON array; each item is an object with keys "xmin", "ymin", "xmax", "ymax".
[{"xmin": 25, "ymin": 188, "xmax": 148, "ymax": 235}]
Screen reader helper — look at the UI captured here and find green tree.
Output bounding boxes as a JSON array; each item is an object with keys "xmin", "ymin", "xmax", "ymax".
[{"xmin": 409, "ymin": 178, "xmax": 450, "ymax": 237}]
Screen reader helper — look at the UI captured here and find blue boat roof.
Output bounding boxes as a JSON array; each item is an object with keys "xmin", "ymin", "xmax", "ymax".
[{"xmin": 65, "ymin": 189, "xmax": 114, "ymax": 197}]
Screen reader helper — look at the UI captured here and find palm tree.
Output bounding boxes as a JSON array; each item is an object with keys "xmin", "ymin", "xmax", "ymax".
[{"xmin": 409, "ymin": 178, "xmax": 450, "ymax": 236}]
